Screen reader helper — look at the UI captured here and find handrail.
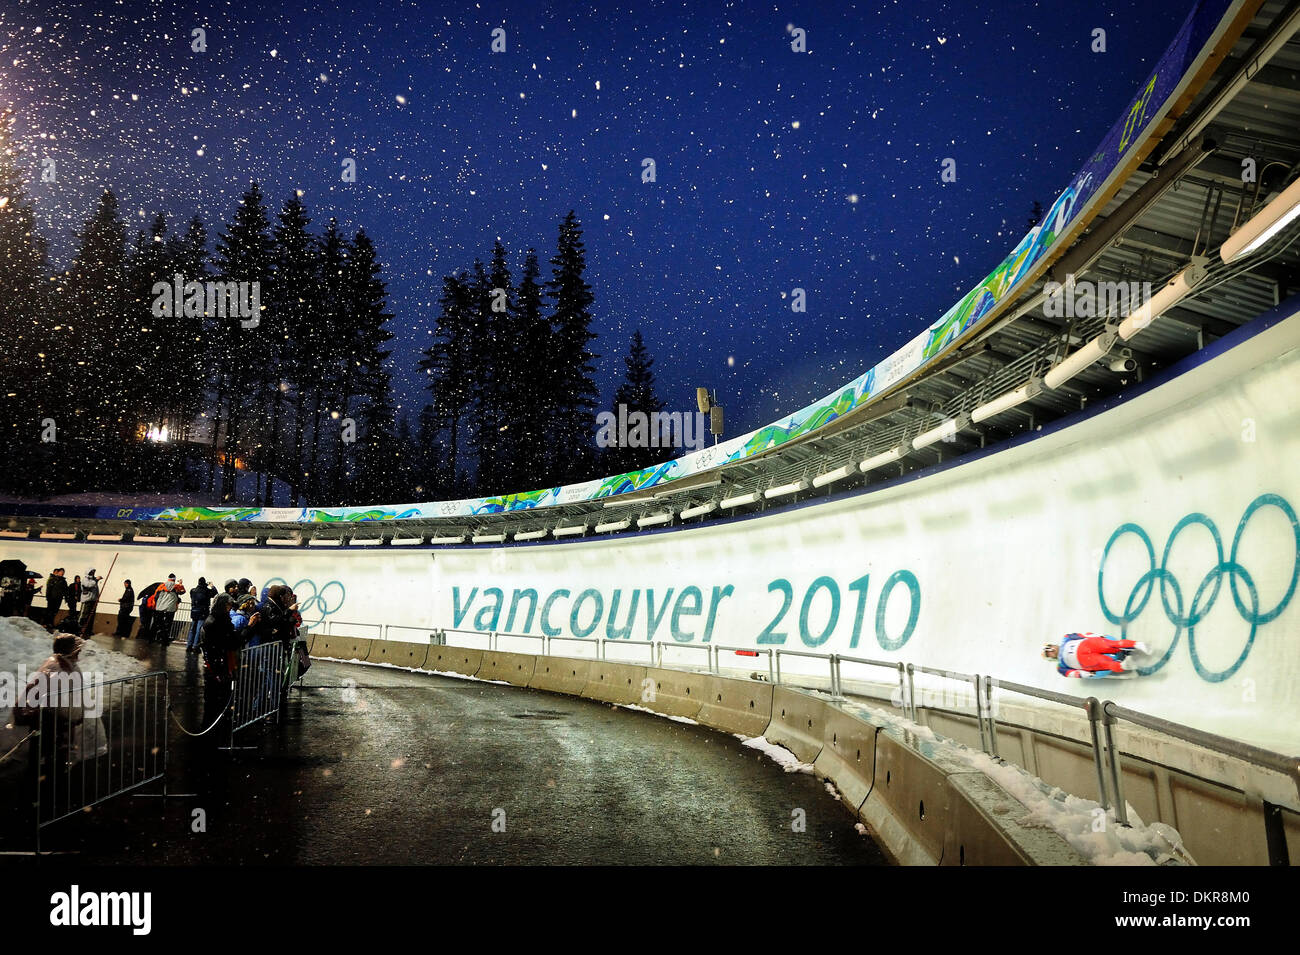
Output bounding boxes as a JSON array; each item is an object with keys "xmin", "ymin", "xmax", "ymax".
[{"xmin": 1103, "ymin": 701, "xmax": 1300, "ymax": 787}]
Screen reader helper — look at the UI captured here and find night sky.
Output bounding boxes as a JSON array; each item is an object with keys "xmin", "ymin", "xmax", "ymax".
[{"xmin": 1, "ymin": 0, "xmax": 1199, "ymax": 440}]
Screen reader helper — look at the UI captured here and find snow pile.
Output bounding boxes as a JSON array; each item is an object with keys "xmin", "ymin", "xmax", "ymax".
[
  {"xmin": 842, "ymin": 699, "xmax": 1194, "ymax": 866},
  {"xmin": 615, "ymin": 702, "xmax": 699, "ymax": 725},
  {"xmin": 738, "ymin": 734, "xmax": 815, "ymax": 774},
  {"xmin": 0, "ymin": 616, "xmax": 150, "ymax": 759},
  {"xmin": 0, "ymin": 615, "xmax": 149, "ymax": 687}
]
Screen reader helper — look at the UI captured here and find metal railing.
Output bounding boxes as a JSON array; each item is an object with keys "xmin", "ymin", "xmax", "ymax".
[
  {"xmin": 225, "ymin": 642, "xmax": 286, "ymax": 748},
  {"xmin": 30, "ymin": 670, "xmax": 169, "ymax": 853}
]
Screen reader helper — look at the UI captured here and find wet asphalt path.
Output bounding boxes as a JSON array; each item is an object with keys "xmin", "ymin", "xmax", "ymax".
[{"xmin": 10, "ymin": 634, "xmax": 888, "ymax": 865}]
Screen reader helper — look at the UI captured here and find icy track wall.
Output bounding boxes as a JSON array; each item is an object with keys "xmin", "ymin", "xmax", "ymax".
[{"xmin": 11, "ymin": 301, "xmax": 1300, "ymax": 755}]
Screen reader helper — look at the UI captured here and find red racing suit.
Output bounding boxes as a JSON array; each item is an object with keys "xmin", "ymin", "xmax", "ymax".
[{"xmin": 1056, "ymin": 632, "xmax": 1138, "ymax": 678}]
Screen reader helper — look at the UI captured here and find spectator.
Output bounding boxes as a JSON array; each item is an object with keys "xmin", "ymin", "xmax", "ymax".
[
  {"xmin": 20, "ymin": 572, "xmax": 40, "ymax": 618},
  {"xmin": 78, "ymin": 568, "xmax": 101, "ymax": 632},
  {"xmin": 149, "ymin": 574, "xmax": 186, "ymax": 644},
  {"xmin": 223, "ymin": 578, "xmax": 240, "ymax": 599},
  {"xmin": 201, "ymin": 592, "xmax": 238, "ymax": 686},
  {"xmin": 114, "ymin": 579, "xmax": 135, "ymax": 637},
  {"xmin": 186, "ymin": 577, "xmax": 216, "ymax": 653},
  {"xmin": 230, "ymin": 594, "xmax": 261, "ymax": 646},
  {"xmin": 66, "ymin": 575, "xmax": 81, "ymax": 626},
  {"xmin": 43, "ymin": 568, "xmax": 67, "ymax": 632}
]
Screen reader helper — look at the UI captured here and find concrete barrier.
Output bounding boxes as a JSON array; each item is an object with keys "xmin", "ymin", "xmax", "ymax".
[
  {"xmin": 312, "ymin": 635, "xmax": 374, "ymax": 662},
  {"xmin": 425, "ymin": 646, "xmax": 484, "ymax": 677},
  {"xmin": 529, "ymin": 657, "xmax": 593, "ymax": 696},
  {"xmin": 640, "ymin": 667, "xmax": 707, "ymax": 720},
  {"xmin": 860, "ymin": 730, "xmax": 965, "ymax": 865},
  {"xmin": 366, "ymin": 639, "xmax": 430, "ymax": 669},
  {"xmin": 581, "ymin": 662, "xmax": 647, "ymax": 705},
  {"xmin": 763, "ymin": 685, "xmax": 828, "ymax": 763},
  {"xmin": 694, "ymin": 675, "xmax": 772, "ymax": 737},
  {"xmin": 942, "ymin": 773, "xmax": 1085, "ymax": 866},
  {"xmin": 477, "ymin": 650, "xmax": 537, "ymax": 686},
  {"xmin": 813, "ymin": 704, "xmax": 884, "ymax": 811}
]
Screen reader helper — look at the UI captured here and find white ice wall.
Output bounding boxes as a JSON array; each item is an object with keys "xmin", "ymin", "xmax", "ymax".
[{"xmin": 8, "ymin": 305, "xmax": 1299, "ymax": 752}]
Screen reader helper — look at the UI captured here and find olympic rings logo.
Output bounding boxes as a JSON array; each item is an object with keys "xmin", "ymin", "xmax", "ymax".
[
  {"xmin": 265, "ymin": 576, "xmax": 346, "ymax": 625},
  {"xmin": 1097, "ymin": 493, "xmax": 1299, "ymax": 683}
]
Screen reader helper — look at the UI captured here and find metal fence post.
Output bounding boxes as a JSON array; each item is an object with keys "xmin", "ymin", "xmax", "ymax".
[
  {"xmin": 983, "ymin": 675, "xmax": 999, "ymax": 759},
  {"xmin": 774, "ymin": 650, "xmax": 782, "ymax": 685},
  {"xmin": 1101, "ymin": 704, "xmax": 1130, "ymax": 826},
  {"xmin": 1084, "ymin": 698, "xmax": 1111, "ymax": 811},
  {"xmin": 830, "ymin": 655, "xmax": 845, "ymax": 702},
  {"xmin": 972, "ymin": 674, "xmax": 989, "ymax": 754},
  {"xmin": 905, "ymin": 664, "xmax": 917, "ymax": 722},
  {"xmin": 1263, "ymin": 801, "xmax": 1291, "ymax": 866}
]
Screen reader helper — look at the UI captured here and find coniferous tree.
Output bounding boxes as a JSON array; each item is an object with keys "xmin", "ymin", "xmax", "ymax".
[
  {"xmin": 420, "ymin": 271, "xmax": 474, "ymax": 495},
  {"xmin": 465, "ymin": 258, "xmax": 501, "ymax": 490},
  {"xmin": 271, "ymin": 193, "xmax": 316, "ymax": 505},
  {"xmin": 415, "ymin": 402, "xmax": 442, "ymax": 496},
  {"xmin": 545, "ymin": 211, "xmax": 599, "ymax": 485},
  {"xmin": 165, "ymin": 215, "xmax": 211, "ymax": 488},
  {"xmin": 303, "ymin": 218, "xmax": 347, "ymax": 502},
  {"xmin": 213, "ymin": 182, "xmax": 274, "ymax": 501},
  {"xmin": 64, "ymin": 190, "xmax": 132, "ymax": 489},
  {"xmin": 607, "ymin": 329, "xmax": 666, "ymax": 475},
  {"xmin": 343, "ymin": 228, "xmax": 395, "ymax": 498},
  {"xmin": 127, "ymin": 214, "xmax": 171, "ymax": 433},
  {"xmin": 508, "ymin": 249, "xmax": 548, "ymax": 489}
]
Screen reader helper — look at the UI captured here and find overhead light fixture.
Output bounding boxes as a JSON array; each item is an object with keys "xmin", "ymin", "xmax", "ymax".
[
  {"xmin": 471, "ymin": 532, "xmax": 506, "ymax": 544},
  {"xmin": 653, "ymin": 477, "xmax": 722, "ymax": 499},
  {"xmin": 912, "ymin": 412, "xmax": 972, "ymax": 451},
  {"xmin": 764, "ymin": 479, "xmax": 810, "ymax": 500},
  {"xmin": 429, "ymin": 534, "xmax": 467, "ymax": 544},
  {"xmin": 514, "ymin": 528, "xmax": 547, "ymax": 541},
  {"xmin": 859, "ymin": 443, "xmax": 908, "ymax": 473},
  {"xmin": 680, "ymin": 501, "xmax": 717, "ymax": 519},
  {"xmin": 1220, "ymin": 176, "xmax": 1300, "ymax": 263},
  {"xmin": 1117, "ymin": 260, "xmax": 1208, "ymax": 340},
  {"xmin": 552, "ymin": 524, "xmax": 587, "ymax": 538},
  {"xmin": 637, "ymin": 512, "xmax": 674, "ymax": 528},
  {"xmin": 602, "ymin": 496, "xmax": 650, "ymax": 509},
  {"xmin": 594, "ymin": 517, "xmax": 631, "ymax": 533},
  {"xmin": 720, "ymin": 490, "xmax": 760, "ymax": 509},
  {"xmin": 812, "ymin": 463, "xmax": 855, "ymax": 488},
  {"xmin": 971, "ymin": 378, "xmax": 1044, "ymax": 423},
  {"xmin": 1044, "ymin": 330, "xmax": 1117, "ymax": 389}
]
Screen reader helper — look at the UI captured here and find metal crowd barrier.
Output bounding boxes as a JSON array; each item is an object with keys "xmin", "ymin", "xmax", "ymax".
[
  {"xmin": 224, "ymin": 642, "xmax": 286, "ymax": 749},
  {"xmin": 31, "ymin": 670, "xmax": 168, "ymax": 853}
]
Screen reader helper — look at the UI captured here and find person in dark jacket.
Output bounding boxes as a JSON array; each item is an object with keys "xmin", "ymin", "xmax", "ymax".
[
  {"xmin": 202, "ymin": 593, "xmax": 251, "ymax": 685},
  {"xmin": 186, "ymin": 577, "xmax": 216, "ymax": 653},
  {"xmin": 43, "ymin": 569, "xmax": 67, "ymax": 631},
  {"xmin": 114, "ymin": 580, "xmax": 135, "ymax": 637},
  {"xmin": 136, "ymin": 586, "xmax": 154, "ymax": 639}
]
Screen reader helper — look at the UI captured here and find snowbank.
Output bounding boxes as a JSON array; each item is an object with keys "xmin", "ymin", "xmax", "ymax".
[
  {"xmin": 0, "ymin": 616, "xmax": 151, "ymax": 759},
  {"xmin": 839, "ymin": 699, "xmax": 1194, "ymax": 866}
]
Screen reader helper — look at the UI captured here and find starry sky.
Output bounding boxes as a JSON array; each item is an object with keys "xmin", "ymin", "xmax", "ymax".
[{"xmin": 1, "ymin": 0, "xmax": 1200, "ymax": 439}]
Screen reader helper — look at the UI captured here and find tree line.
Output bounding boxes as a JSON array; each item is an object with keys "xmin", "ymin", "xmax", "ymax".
[{"xmin": 0, "ymin": 111, "xmax": 671, "ymax": 505}]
